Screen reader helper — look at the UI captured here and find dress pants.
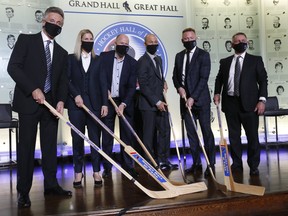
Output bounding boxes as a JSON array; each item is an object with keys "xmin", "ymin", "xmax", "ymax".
[
  {"xmin": 141, "ymin": 110, "xmax": 171, "ymax": 164},
  {"xmin": 224, "ymin": 96, "xmax": 260, "ymax": 169},
  {"xmin": 102, "ymin": 97, "xmax": 134, "ymax": 170},
  {"xmin": 17, "ymin": 93, "xmax": 59, "ymax": 195},
  {"xmin": 68, "ymin": 94, "xmax": 101, "ymax": 173}
]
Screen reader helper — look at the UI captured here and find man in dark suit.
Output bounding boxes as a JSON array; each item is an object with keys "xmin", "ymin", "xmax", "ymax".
[
  {"xmin": 137, "ymin": 34, "xmax": 178, "ymax": 171},
  {"xmin": 100, "ymin": 34, "xmax": 139, "ymax": 178},
  {"xmin": 7, "ymin": 7, "xmax": 72, "ymax": 208},
  {"xmin": 214, "ymin": 32, "xmax": 268, "ymax": 176},
  {"xmin": 172, "ymin": 28, "xmax": 215, "ymax": 177}
]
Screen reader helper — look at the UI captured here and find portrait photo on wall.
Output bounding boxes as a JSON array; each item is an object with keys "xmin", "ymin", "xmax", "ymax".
[
  {"xmin": 224, "ymin": 40, "xmax": 232, "ymax": 52},
  {"xmin": 267, "ymin": 57, "xmax": 288, "ymax": 78},
  {"xmin": 246, "ymin": 37, "xmax": 259, "ymax": 53},
  {"xmin": 223, "ymin": 17, "xmax": 232, "ymax": 29},
  {"xmin": 239, "ymin": 14, "xmax": 259, "ymax": 30},
  {"xmin": 34, "ymin": 9, "xmax": 44, "ymax": 23},
  {"xmin": 267, "ymin": 35, "xmax": 288, "ymax": 56},
  {"xmin": 6, "ymin": 34, "xmax": 16, "ymax": 49},
  {"xmin": 202, "ymin": 40, "xmax": 211, "ymax": 52},
  {"xmin": 195, "ymin": 14, "xmax": 216, "ymax": 34},
  {"xmin": 217, "ymin": 14, "xmax": 238, "ymax": 32},
  {"xmin": 265, "ymin": 12, "xmax": 286, "ymax": 31}
]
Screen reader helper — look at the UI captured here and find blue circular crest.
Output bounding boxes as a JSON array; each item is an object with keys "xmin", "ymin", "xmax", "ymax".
[{"xmin": 94, "ymin": 21, "xmax": 168, "ymax": 77}]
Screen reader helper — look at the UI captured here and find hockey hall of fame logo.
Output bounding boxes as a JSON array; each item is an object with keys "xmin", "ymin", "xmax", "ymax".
[{"xmin": 94, "ymin": 21, "xmax": 168, "ymax": 77}]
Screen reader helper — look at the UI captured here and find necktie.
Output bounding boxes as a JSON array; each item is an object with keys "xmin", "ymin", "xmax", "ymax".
[
  {"xmin": 44, "ymin": 40, "xmax": 52, "ymax": 93},
  {"xmin": 182, "ymin": 51, "xmax": 190, "ymax": 85},
  {"xmin": 154, "ymin": 56, "xmax": 162, "ymax": 79},
  {"xmin": 234, "ymin": 56, "xmax": 241, "ymax": 96}
]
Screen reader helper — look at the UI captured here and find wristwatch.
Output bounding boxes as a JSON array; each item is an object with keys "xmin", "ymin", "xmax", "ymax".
[{"xmin": 258, "ymin": 99, "xmax": 266, "ymax": 104}]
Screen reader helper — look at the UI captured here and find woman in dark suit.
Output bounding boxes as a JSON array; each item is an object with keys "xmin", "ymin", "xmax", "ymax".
[{"xmin": 66, "ymin": 29, "xmax": 108, "ymax": 187}]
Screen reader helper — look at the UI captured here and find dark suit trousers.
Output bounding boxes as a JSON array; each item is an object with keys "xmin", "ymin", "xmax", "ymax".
[
  {"xmin": 68, "ymin": 94, "xmax": 101, "ymax": 173},
  {"xmin": 224, "ymin": 96, "xmax": 260, "ymax": 169},
  {"xmin": 141, "ymin": 110, "xmax": 171, "ymax": 164},
  {"xmin": 17, "ymin": 94, "xmax": 59, "ymax": 195},
  {"xmin": 102, "ymin": 98, "xmax": 134, "ymax": 170},
  {"xmin": 181, "ymin": 99, "xmax": 216, "ymax": 165}
]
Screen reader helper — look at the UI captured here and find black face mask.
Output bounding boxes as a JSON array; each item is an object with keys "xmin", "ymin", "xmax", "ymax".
[
  {"xmin": 44, "ymin": 22, "xmax": 62, "ymax": 38},
  {"xmin": 81, "ymin": 41, "xmax": 94, "ymax": 53},
  {"xmin": 146, "ymin": 44, "xmax": 158, "ymax": 55},
  {"xmin": 116, "ymin": 45, "xmax": 129, "ymax": 56},
  {"xmin": 183, "ymin": 40, "xmax": 197, "ymax": 51},
  {"xmin": 233, "ymin": 42, "xmax": 248, "ymax": 53}
]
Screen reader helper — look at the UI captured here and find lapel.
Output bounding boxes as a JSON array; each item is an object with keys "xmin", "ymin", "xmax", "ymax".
[
  {"xmin": 179, "ymin": 50, "xmax": 185, "ymax": 72},
  {"xmin": 107, "ymin": 51, "xmax": 115, "ymax": 85},
  {"xmin": 120, "ymin": 55, "xmax": 129, "ymax": 85},
  {"xmin": 36, "ymin": 33, "xmax": 47, "ymax": 73},
  {"xmin": 78, "ymin": 58, "xmax": 86, "ymax": 75},
  {"xmin": 241, "ymin": 53, "xmax": 250, "ymax": 77},
  {"xmin": 150, "ymin": 54, "xmax": 162, "ymax": 80},
  {"xmin": 189, "ymin": 47, "xmax": 199, "ymax": 68}
]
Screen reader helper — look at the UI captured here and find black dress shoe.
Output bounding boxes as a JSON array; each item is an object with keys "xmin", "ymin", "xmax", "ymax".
[
  {"xmin": 73, "ymin": 173, "xmax": 83, "ymax": 188},
  {"xmin": 204, "ymin": 166, "xmax": 215, "ymax": 178},
  {"xmin": 167, "ymin": 162, "xmax": 179, "ymax": 170},
  {"xmin": 102, "ymin": 169, "xmax": 112, "ymax": 178},
  {"xmin": 127, "ymin": 168, "xmax": 139, "ymax": 178},
  {"xmin": 18, "ymin": 194, "xmax": 31, "ymax": 208},
  {"xmin": 44, "ymin": 186, "xmax": 72, "ymax": 196},
  {"xmin": 250, "ymin": 168, "xmax": 259, "ymax": 176},
  {"xmin": 159, "ymin": 162, "xmax": 171, "ymax": 171},
  {"xmin": 185, "ymin": 164, "xmax": 202, "ymax": 174},
  {"xmin": 93, "ymin": 173, "xmax": 103, "ymax": 187}
]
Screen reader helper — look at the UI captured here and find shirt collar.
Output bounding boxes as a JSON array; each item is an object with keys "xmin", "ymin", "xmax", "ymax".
[
  {"xmin": 41, "ymin": 30, "xmax": 54, "ymax": 44},
  {"xmin": 146, "ymin": 51, "xmax": 157, "ymax": 59},
  {"xmin": 186, "ymin": 46, "xmax": 196, "ymax": 53},
  {"xmin": 234, "ymin": 51, "xmax": 246, "ymax": 59},
  {"xmin": 81, "ymin": 51, "xmax": 91, "ymax": 59}
]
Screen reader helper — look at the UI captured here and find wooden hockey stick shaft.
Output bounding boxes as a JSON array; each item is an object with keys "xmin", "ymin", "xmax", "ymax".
[
  {"xmin": 108, "ymin": 96, "xmax": 165, "ymax": 177},
  {"xmin": 216, "ymin": 105, "xmax": 265, "ymax": 196},
  {"xmin": 82, "ymin": 104, "xmax": 207, "ymax": 194},
  {"xmin": 162, "ymin": 92, "xmax": 192, "ymax": 183},
  {"xmin": 184, "ymin": 96, "xmax": 227, "ymax": 192},
  {"xmin": 181, "ymin": 118, "xmax": 187, "ymax": 167},
  {"xmin": 43, "ymin": 100, "xmax": 178, "ymax": 199},
  {"xmin": 108, "ymin": 95, "xmax": 187, "ymax": 185}
]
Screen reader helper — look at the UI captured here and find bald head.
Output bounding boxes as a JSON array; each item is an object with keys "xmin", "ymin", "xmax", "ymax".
[
  {"xmin": 115, "ymin": 34, "xmax": 129, "ymax": 46},
  {"xmin": 144, "ymin": 34, "xmax": 158, "ymax": 45}
]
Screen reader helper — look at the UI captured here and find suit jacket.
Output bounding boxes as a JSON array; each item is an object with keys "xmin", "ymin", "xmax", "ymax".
[
  {"xmin": 65, "ymin": 54, "xmax": 108, "ymax": 111},
  {"xmin": 137, "ymin": 52, "xmax": 165, "ymax": 111},
  {"xmin": 172, "ymin": 47, "xmax": 211, "ymax": 106},
  {"xmin": 7, "ymin": 32, "xmax": 68, "ymax": 114},
  {"xmin": 214, "ymin": 53, "xmax": 268, "ymax": 112},
  {"xmin": 100, "ymin": 50, "xmax": 137, "ymax": 112}
]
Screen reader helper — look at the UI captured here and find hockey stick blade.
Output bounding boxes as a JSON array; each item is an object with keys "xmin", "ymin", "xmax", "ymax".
[
  {"xmin": 108, "ymin": 95, "xmax": 186, "ymax": 186},
  {"xmin": 43, "ymin": 100, "xmax": 192, "ymax": 199},
  {"xmin": 184, "ymin": 97, "xmax": 227, "ymax": 192},
  {"xmin": 163, "ymin": 92, "xmax": 193, "ymax": 184},
  {"xmin": 216, "ymin": 105, "xmax": 265, "ymax": 196},
  {"xmin": 82, "ymin": 104, "xmax": 207, "ymax": 194}
]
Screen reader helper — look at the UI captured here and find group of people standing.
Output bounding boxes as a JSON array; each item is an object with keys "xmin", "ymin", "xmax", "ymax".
[{"xmin": 7, "ymin": 6, "xmax": 268, "ymax": 209}]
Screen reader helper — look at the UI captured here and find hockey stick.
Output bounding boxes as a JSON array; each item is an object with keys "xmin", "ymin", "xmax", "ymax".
[
  {"xmin": 81, "ymin": 104, "xmax": 207, "ymax": 194},
  {"xmin": 162, "ymin": 92, "xmax": 192, "ymax": 183},
  {"xmin": 43, "ymin": 100, "xmax": 206, "ymax": 198},
  {"xmin": 216, "ymin": 105, "xmax": 265, "ymax": 196},
  {"xmin": 181, "ymin": 116, "xmax": 187, "ymax": 170},
  {"xmin": 108, "ymin": 95, "xmax": 186, "ymax": 185},
  {"xmin": 184, "ymin": 96, "xmax": 227, "ymax": 192}
]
